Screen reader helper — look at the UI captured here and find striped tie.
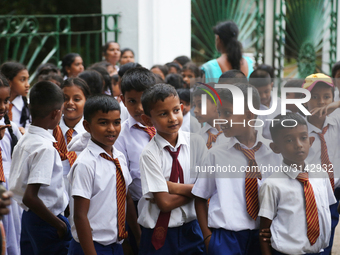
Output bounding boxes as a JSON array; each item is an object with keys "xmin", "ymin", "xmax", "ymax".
[
  {"xmin": 206, "ymin": 130, "xmax": 223, "ymax": 149},
  {"xmin": 100, "ymin": 153, "xmax": 128, "ymax": 240},
  {"xmin": 296, "ymin": 172, "xmax": 320, "ymax": 245},
  {"xmin": 53, "ymin": 125, "xmax": 77, "ymax": 166},
  {"xmin": 7, "ymin": 103, "xmax": 13, "ymax": 121},
  {"xmin": 66, "ymin": 129, "xmax": 74, "ymax": 145},
  {"xmin": 314, "ymin": 125, "xmax": 334, "ymax": 190},
  {"xmin": 234, "ymin": 142, "xmax": 262, "ymax": 220},
  {"xmin": 133, "ymin": 124, "xmax": 156, "ymax": 141},
  {"xmin": 0, "ymin": 148, "xmax": 5, "ymax": 182}
]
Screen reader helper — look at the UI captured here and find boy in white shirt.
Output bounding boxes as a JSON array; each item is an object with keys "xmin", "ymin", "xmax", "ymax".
[
  {"xmin": 192, "ymin": 83, "xmax": 281, "ymax": 255},
  {"xmin": 259, "ymin": 112, "xmax": 336, "ymax": 254},
  {"xmin": 67, "ymin": 94, "xmax": 140, "ymax": 255},
  {"xmin": 138, "ymin": 84, "xmax": 207, "ymax": 254},
  {"xmin": 9, "ymin": 81, "xmax": 71, "ymax": 255}
]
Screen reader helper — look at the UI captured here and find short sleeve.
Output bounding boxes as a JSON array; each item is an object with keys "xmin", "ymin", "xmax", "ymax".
[
  {"xmin": 27, "ymin": 147, "xmax": 56, "ymax": 185},
  {"xmin": 325, "ymin": 178, "xmax": 337, "ymax": 206},
  {"xmin": 115, "ymin": 136, "xmax": 129, "ymax": 168},
  {"xmin": 139, "ymin": 151, "xmax": 168, "ymax": 198},
  {"xmin": 258, "ymin": 180, "xmax": 278, "ymax": 220},
  {"xmin": 69, "ymin": 162, "xmax": 94, "ymax": 199}
]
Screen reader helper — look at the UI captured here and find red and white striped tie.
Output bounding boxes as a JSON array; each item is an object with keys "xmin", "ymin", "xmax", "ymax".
[
  {"xmin": 206, "ymin": 130, "xmax": 223, "ymax": 149},
  {"xmin": 296, "ymin": 172, "xmax": 320, "ymax": 245},
  {"xmin": 53, "ymin": 125, "xmax": 77, "ymax": 166},
  {"xmin": 234, "ymin": 142, "xmax": 262, "ymax": 220},
  {"xmin": 66, "ymin": 129, "xmax": 74, "ymax": 145},
  {"xmin": 133, "ymin": 124, "xmax": 156, "ymax": 141}
]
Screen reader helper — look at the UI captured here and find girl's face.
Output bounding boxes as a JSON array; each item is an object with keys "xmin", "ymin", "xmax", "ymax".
[
  {"xmin": 182, "ymin": 69, "xmax": 195, "ymax": 88},
  {"xmin": 10, "ymin": 69, "xmax": 30, "ymax": 98},
  {"xmin": 0, "ymin": 86, "xmax": 10, "ymax": 120},
  {"xmin": 120, "ymin": 50, "xmax": 135, "ymax": 66},
  {"xmin": 66, "ymin": 56, "xmax": 84, "ymax": 77},
  {"xmin": 105, "ymin": 43, "xmax": 121, "ymax": 66},
  {"xmin": 63, "ymin": 85, "xmax": 86, "ymax": 123}
]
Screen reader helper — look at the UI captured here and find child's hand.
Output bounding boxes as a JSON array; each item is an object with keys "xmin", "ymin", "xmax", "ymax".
[
  {"xmin": 18, "ymin": 127, "xmax": 26, "ymax": 135},
  {"xmin": 310, "ymin": 101, "xmax": 340, "ymax": 117},
  {"xmin": 0, "ymin": 125, "xmax": 11, "ymax": 140},
  {"xmin": 259, "ymin": 228, "xmax": 271, "ymax": 244},
  {"xmin": 204, "ymin": 234, "xmax": 212, "ymax": 253},
  {"xmin": 167, "ymin": 181, "xmax": 175, "ymax": 194},
  {"xmin": 0, "ymin": 190, "xmax": 12, "ymax": 218},
  {"xmin": 57, "ymin": 220, "xmax": 67, "ymax": 239}
]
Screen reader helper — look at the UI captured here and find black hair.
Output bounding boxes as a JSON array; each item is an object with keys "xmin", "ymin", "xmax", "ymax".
[
  {"xmin": 118, "ymin": 62, "xmax": 142, "ymax": 78},
  {"xmin": 150, "ymin": 65, "xmax": 169, "ymax": 77},
  {"xmin": 121, "ymin": 67, "xmax": 156, "ymax": 95},
  {"xmin": 36, "ymin": 63, "xmax": 60, "ymax": 77},
  {"xmin": 78, "ymin": 70, "xmax": 103, "ymax": 95},
  {"xmin": 182, "ymin": 62, "xmax": 200, "ymax": 78},
  {"xmin": 96, "ymin": 61, "xmax": 114, "ymax": 69},
  {"xmin": 0, "ymin": 74, "xmax": 18, "ymax": 154},
  {"xmin": 102, "ymin": 41, "xmax": 120, "ymax": 55},
  {"xmin": 121, "ymin": 48, "xmax": 135, "ymax": 57},
  {"xmin": 332, "ymin": 61, "xmax": 340, "ymax": 78},
  {"xmin": 61, "ymin": 77, "xmax": 91, "ymax": 99},
  {"xmin": 88, "ymin": 65, "xmax": 112, "ymax": 95},
  {"xmin": 249, "ymin": 69, "xmax": 272, "ymax": 88},
  {"xmin": 0, "ymin": 62, "xmax": 30, "ymax": 128},
  {"xmin": 213, "ymin": 21, "xmax": 242, "ymax": 70},
  {"xmin": 284, "ymin": 79, "xmax": 305, "ymax": 98},
  {"xmin": 29, "ymin": 81, "xmax": 64, "ymax": 119},
  {"xmin": 0, "ymin": 62, "xmax": 26, "ymax": 81},
  {"xmin": 177, "ymin": 88, "xmax": 190, "ymax": 103},
  {"xmin": 256, "ymin": 64, "xmax": 274, "ymax": 80},
  {"xmin": 218, "ymin": 69, "xmax": 248, "ymax": 84},
  {"xmin": 193, "ymin": 84, "xmax": 217, "ymax": 104},
  {"xmin": 84, "ymin": 94, "xmax": 120, "ymax": 123},
  {"xmin": 165, "ymin": 62, "xmax": 181, "ymax": 73},
  {"xmin": 164, "ymin": 73, "xmax": 184, "ymax": 89},
  {"xmin": 174, "ymin": 56, "xmax": 191, "ymax": 67},
  {"xmin": 61, "ymin": 53, "xmax": 81, "ymax": 76},
  {"xmin": 217, "ymin": 83, "xmax": 261, "ymax": 113},
  {"xmin": 39, "ymin": 74, "xmax": 64, "ymax": 87},
  {"xmin": 141, "ymin": 83, "xmax": 178, "ymax": 116},
  {"xmin": 270, "ymin": 112, "xmax": 307, "ymax": 142},
  {"xmin": 112, "ymin": 74, "xmax": 119, "ymax": 83}
]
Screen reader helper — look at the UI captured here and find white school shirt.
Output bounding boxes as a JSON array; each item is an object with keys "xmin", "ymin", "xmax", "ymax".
[
  {"xmin": 10, "ymin": 95, "xmax": 29, "ymax": 128},
  {"xmin": 58, "ymin": 117, "xmax": 86, "ymax": 177},
  {"xmin": 258, "ymin": 97, "xmax": 282, "ymax": 140},
  {"xmin": 68, "ymin": 140, "xmax": 132, "ymax": 245},
  {"xmin": 334, "ymin": 87, "xmax": 339, "ymax": 102},
  {"xmin": 0, "ymin": 119, "xmax": 22, "ymax": 178},
  {"xmin": 306, "ymin": 116, "xmax": 340, "ymax": 187},
  {"xmin": 181, "ymin": 113, "xmax": 201, "ymax": 133},
  {"xmin": 198, "ymin": 123, "xmax": 229, "ymax": 148},
  {"xmin": 115, "ymin": 115, "xmax": 151, "ymax": 201},
  {"xmin": 191, "ymin": 134, "xmax": 282, "ymax": 231},
  {"xmin": 67, "ymin": 132, "xmax": 91, "ymax": 155},
  {"xmin": 9, "ymin": 125, "xmax": 68, "ymax": 215},
  {"xmin": 138, "ymin": 130, "xmax": 207, "ymax": 228},
  {"xmin": 259, "ymin": 162, "xmax": 336, "ymax": 254}
]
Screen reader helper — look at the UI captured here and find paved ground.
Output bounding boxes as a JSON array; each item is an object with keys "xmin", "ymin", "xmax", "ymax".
[{"xmin": 333, "ymin": 226, "xmax": 340, "ymax": 254}]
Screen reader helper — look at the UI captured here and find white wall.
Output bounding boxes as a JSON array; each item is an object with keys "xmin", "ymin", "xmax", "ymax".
[{"xmin": 102, "ymin": 0, "xmax": 191, "ymax": 69}]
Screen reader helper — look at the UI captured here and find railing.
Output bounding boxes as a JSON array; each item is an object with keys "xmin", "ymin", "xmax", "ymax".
[{"xmin": 0, "ymin": 14, "xmax": 120, "ymax": 82}]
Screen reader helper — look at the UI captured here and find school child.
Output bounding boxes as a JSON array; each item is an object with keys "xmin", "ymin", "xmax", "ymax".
[
  {"xmin": 181, "ymin": 62, "xmax": 200, "ymax": 89},
  {"xmin": 53, "ymin": 77, "xmax": 90, "ymax": 194},
  {"xmin": 192, "ymin": 85, "xmax": 228, "ymax": 149},
  {"xmin": 259, "ymin": 112, "xmax": 336, "ymax": 254},
  {"xmin": 0, "ymin": 74, "xmax": 22, "ymax": 255},
  {"xmin": 177, "ymin": 88, "xmax": 201, "ymax": 133},
  {"xmin": 150, "ymin": 65, "xmax": 168, "ymax": 81},
  {"xmin": 301, "ymin": 73, "xmax": 340, "ymax": 254},
  {"xmin": 283, "ymin": 79, "xmax": 305, "ymax": 113},
  {"xmin": 78, "ymin": 70, "xmax": 103, "ymax": 95},
  {"xmin": 61, "ymin": 53, "xmax": 84, "ymax": 79},
  {"xmin": 249, "ymin": 68, "xmax": 281, "ymax": 140},
  {"xmin": 165, "ymin": 73, "xmax": 184, "ymax": 89},
  {"xmin": 138, "ymin": 84, "xmax": 207, "ymax": 255},
  {"xmin": 67, "ymin": 94, "xmax": 140, "ymax": 255},
  {"xmin": 217, "ymin": 69, "xmax": 248, "ymax": 84},
  {"xmin": 9, "ymin": 81, "xmax": 71, "ymax": 255},
  {"xmin": 39, "ymin": 73, "xmax": 64, "ymax": 87},
  {"xmin": 331, "ymin": 61, "xmax": 340, "ymax": 101},
  {"xmin": 120, "ymin": 48, "xmax": 135, "ymax": 66},
  {"xmin": 0, "ymin": 62, "xmax": 30, "ymax": 134},
  {"xmin": 192, "ymin": 83, "xmax": 282, "ymax": 255}
]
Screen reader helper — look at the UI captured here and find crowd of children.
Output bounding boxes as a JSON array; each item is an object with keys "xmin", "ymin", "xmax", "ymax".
[{"xmin": 0, "ymin": 37, "xmax": 339, "ymax": 255}]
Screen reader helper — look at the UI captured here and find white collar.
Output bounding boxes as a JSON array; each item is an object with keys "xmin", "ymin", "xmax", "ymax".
[{"xmin": 28, "ymin": 125, "xmax": 56, "ymax": 143}]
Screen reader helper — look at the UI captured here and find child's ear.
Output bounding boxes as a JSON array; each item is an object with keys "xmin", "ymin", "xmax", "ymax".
[
  {"xmin": 83, "ymin": 119, "xmax": 91, "ymax": 133},
  {"xmin": 269, "ymin": 142, "xmax": 281, "ymax": 154},
  {"xmin": 309, "ymin": 136, "xmax": 315, "ymax": 146},
  {"xmin": 180, "ymin": 104, "xmax": 184, "ymax": 112},
  {"xmin": 141, "ymin": 114, "xmax": 153, "ymax": 127},
  {"xmin": 51, "ymin": 109, "xmax": 61, "ymax": 120}
]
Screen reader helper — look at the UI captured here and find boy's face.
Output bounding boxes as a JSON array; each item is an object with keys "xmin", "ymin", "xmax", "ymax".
[
  {"xmin": 145, "ymin": 95, "xmax": 183, "ymax": 140},
  {"xmin": 256, "ymin": 83, "xmax": 273, "ymax": 107},
  {"xmin": 270, "ymin": 125, "xmax": 313, "ymax": 166},
  {"xmin": 122, "ymin": 90, "xmax": 145, "ymax": 124},
  {"xmin": 180, "ymin": 99, "xmax": 190, "ymax": 116},
  {"xmin": 84, "ymin": 110, "xmax": 121, "ymax": 155},
  {"xmin": 306, "ymin": 85, "xmax": 333, "ymax": 111},
  {"xmin": 218, "ymin": 100, "xmax": 248, "ymax": 138},
  {"xmin": 193, "ymin": 95, "xmax": 218, "ymax": 124}
]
